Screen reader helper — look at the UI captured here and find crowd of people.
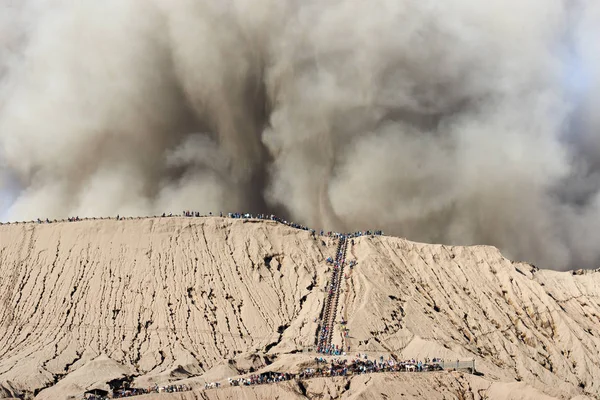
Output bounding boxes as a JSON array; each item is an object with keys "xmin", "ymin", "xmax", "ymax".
[
  {"xmin": 4, "ymin": 211, "xmax": 385, "ymax": 243},
  {"xmin": 2, "ymin": 215, "xmax": 149, "ymax": 225},
  {"xmin": 203, "ymin": 381, "xmax": 221, "ymax": 389},
  {"xmin": 298, "ymin": 355, "xmax": 444, "ymax": 377},
  {"xmin": 83, "ymin": 395, "xmax": 107, "ymax": 400},
  {"xmin": 113, "ymin": 384, "xmax": 190, "ymax": 398},
  {"xmin": 83, "ymin": 384, "xmax": 191, "ymax": 399},
  {"xmin": 317, "ymin": 237, "xmax": 348, "ymax": 353},
  {"xmin": 83, "ymin": 354, "xmax": 455, "ymax": 398},
  {"xmin": 213, "ymin": 355, "xmax": 446, "ymax": 391},
  {"xmin": 228, "ymin": 371, "xmax": 294, "ymax": 386},
  {"xmin": 84, "ymin": 385, "xmax": 192, "ymax": 400},
  {"xmin": 319, "ymin": 343, "xmax": 349, "ymax": 356}
]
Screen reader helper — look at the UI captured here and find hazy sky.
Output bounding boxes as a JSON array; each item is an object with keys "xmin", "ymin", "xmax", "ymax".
[{"xmin": 1, "ymin": 0, "xmax": 600, "ymax": 270}]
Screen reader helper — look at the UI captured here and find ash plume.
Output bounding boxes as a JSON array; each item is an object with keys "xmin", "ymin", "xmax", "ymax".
[{"xmin": 1, "ymin": 0, "xmax": 599, "ymax": 270}]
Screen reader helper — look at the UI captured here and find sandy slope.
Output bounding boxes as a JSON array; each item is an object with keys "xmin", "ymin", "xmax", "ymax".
[
  {"xmin": 0, "ymin": 217, "xmax": 599, "ymax": 399},
  {"xmin": 341, "ymin": 238, "xmax": 600, "ymax": 398}
]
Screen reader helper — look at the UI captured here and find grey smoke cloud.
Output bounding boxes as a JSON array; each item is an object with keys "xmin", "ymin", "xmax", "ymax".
[{"xmin": 0, "ymin": 0, "xmax": 599, "ymax": 270}]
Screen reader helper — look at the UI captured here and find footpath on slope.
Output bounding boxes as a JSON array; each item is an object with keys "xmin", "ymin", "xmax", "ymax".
[{"xmin": 317, "ymin": 236, "xmax": 348, "ymax": 354}]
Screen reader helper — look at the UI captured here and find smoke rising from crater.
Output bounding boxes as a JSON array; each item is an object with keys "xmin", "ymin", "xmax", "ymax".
[{"xmin": 1, "ymin": 0, "xmax": 600, "ymax": 270}]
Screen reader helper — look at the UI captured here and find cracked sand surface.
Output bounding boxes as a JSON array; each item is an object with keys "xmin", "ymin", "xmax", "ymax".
[
  {"xmin": 0, "ymin": 218, "xmax": 327, "ymax": 398},
  {"xmin": 0, "ymin": 217, "xmax": 599, "ymax": 399}
]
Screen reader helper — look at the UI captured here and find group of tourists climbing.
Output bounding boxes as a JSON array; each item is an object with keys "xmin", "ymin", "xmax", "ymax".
[{"xmin": 317, "ymin": 236, "xmax": 348, "ymax": 353}]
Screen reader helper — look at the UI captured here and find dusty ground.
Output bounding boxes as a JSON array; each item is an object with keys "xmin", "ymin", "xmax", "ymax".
[{"xmin": 0, "ymin": 217, "xmax": 599, "ymax": 399}]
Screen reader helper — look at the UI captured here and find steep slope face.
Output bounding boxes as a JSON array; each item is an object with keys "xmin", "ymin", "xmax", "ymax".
[
  {"xmin": 1, "ymin": 217, "xmax": 599, "ymax": 399},
  {"xmin": 0, "ymin": 217, "xmax": 328, "ymax": 396},
  {"xmin": 339, "ymin": 237, "xmax": 600, "ymax": 398}
]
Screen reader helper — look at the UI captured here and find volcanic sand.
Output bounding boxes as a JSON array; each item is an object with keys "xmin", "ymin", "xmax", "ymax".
[{"xmin": 1, "ymin": 217, "xmax": 599, "ymax": 399}]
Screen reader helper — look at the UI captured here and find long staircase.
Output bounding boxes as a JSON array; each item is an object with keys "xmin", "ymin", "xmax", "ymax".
[{"xmin": 317, "ymin": 236, "xmax": 348, "ymax": 353}]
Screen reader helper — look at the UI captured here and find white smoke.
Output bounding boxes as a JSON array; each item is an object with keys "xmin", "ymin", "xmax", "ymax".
[{"xmin": 1, "ymin": 0, "xmax": 599, "ymax": 270}]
